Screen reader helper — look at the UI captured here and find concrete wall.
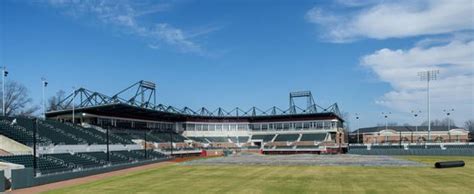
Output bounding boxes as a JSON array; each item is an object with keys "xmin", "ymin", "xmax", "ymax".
[
  {"xmin": 11, "ymin": 168, "xmax": 34, "ymax": 189},
  {"xmin": 0, "ymin": 170, "xmax": 4, "ymax": 192},
  {"xmin": 0, "ymin": 135, "xmax": 32, "ymax": 154}
]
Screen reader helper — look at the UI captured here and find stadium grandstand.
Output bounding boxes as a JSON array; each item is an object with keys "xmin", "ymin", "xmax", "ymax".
[
  {"xmin": 0, "ymin": 80, "xmax": 346, "ymax": 190},
  {"xmin": 45, "ymin": 81, "xmax": 347, "ymax": 155}
]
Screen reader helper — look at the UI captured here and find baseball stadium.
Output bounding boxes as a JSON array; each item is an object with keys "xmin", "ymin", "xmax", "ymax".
[
  {"xmin": 0, "ymin": 80, "xmax": 471, "ymax": 193},
  {"xmin": 1, "ymin": 1, "xmax": 474, "ymax": 194}
]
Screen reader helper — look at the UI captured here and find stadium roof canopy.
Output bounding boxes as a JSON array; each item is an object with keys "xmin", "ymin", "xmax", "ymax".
[
  {"xmin": 47, "ymin": 80, "xmax": 343, "ymax": 121},
  {"xmin": 46, "ymin": 103, "xmax": 343, "ymax": 122}
]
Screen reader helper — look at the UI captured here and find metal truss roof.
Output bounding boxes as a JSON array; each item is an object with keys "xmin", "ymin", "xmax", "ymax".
[{"xmin": 55, "ymin": 81, "xmax": 341, "ymax": 118}]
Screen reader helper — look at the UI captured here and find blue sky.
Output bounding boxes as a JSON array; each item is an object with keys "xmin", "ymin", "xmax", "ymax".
[{"xmin": 0, "ymin": 0, "xmax": 473, "ymax": 129}]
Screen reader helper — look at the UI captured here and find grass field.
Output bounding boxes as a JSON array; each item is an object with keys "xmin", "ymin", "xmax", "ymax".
[{"xmin": 44, "ymin": 156, "xmax": 474, "ymax": 194}]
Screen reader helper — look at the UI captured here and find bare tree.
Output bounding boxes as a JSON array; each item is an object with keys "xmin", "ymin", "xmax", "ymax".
[
  {"xmin": 440, "ymin": 118, "xmax": 456, "ymax": 127},
  {"xmin": 421, "ymin": 118, "xmax": 456, "ymax": 127},
  {"xmin": 465, "ymin": 120, "xmax": 474, "ymax": 132},
  {"xmin": 376, "ymin": 122, "xmax": 398, "ymax": 127},
  {"xmin": 387, "ymin": 122, "xmax": 398, "ymax": 126},
  {"xmin": 48, "ymin": 90, "xmax": 66, "ymax": 111},
  {"xmin": 1, "ymin": 81, "xmax": 39, "ymax": 116}
]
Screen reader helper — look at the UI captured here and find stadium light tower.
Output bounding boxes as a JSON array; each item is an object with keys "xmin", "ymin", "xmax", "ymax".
[
  {"xmin": 2, "ymin": 66, "xmax": 8, "ymax": 116},
  {"xmin": 41, "ymin": 78, "xmax": 48, "ymax": 119},
  {"xmin": 382, "ymin": 112, "xmax": 391, "ymax": 130},
  {"xmin": 443, "ymin": 109, "xmax": 454, "ymax": 131},
  {"xmin": 355, "ymin": 113, "xmax": 360, "ymax": 144},
  {"xmin": 418, "ymin": 70, "xmax": 439, "ymax": 142},
  {"xmin": 411, "ymin": 110, "xmax": 421, "ymax": 132}
]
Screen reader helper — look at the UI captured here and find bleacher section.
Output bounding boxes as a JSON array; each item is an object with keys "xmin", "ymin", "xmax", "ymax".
[
  {"xmin": 228, "ymin": 136, "xmax": 249, "ymax": 143},
  {"xmin": 51, "ymin": 122, "xmax": 133, "ymax": 144},
  {"xmin": 0, "ymin": 116, "xmax": 173, "ymax": 180},
  {"xmin": 0, "ymin": 120, "xmax": 51, "ymax": 146},
  {"xmin": 187, "ymin": 137, "xmax": 209, "ymax": 143},
  {"xmin": 203, "ymin": 137, "xmax": 228, "ymax": 143},
  {"xmin": 274, "ymin": 134, "xmax": 299, "ymax": 142},
  {"xmin": 43, "ymin": 153, "xmax": 104, "ymax": 169},
  {"xmin": 151, "ymin": 132, "xmax": 188, "ymax": 142},
  {"xmin": 0, "ymin": 117, "xmax": 137, "ymax": 145},
  {"xmin": 275, "ymin": 145, "xmax": 294, "ymax": 149},
  {"xmin": 243, "ymin": 145, "xmax": 260, "ymax": 149},
  {"xmin": 251, "ymin": 134, "xmax": 275, "ymax": 142},
  {"xmin": 300, "ymin": 133, "xmax": 327, "ymax": 142},
  {"xmin": 0, "ymin": 149, "xmax": 168, "ymax": 175},
  {"xmin": 35, "ymin": 121, "xmax": 88, "ymax": 145},
  {"xmin": 0, "ymin": 155, "xmax": 72, "ymax": 174},
  {"xmin": 80, "ymin": 151, "xmax": 129, "ymax": 164},
  {"xmin": 296, "ymin": 145, "xmax": 319, "ymax": 149},
  {"xmin": 238, "ymin": 136, "xmax": 249, "ymax": 143}
]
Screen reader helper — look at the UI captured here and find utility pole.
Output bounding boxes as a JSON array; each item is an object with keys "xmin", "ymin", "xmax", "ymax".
[
  {"xmin": 41, "ymin": 78, "xmax": 48, "ymax": 119},
  {"xmin": 411, "ymin": 110, "xmax": 421, "ymax": 132},
  {"xmin": 443, "ymin": 109, "xmax": 454, "ymax": 131},
  {"xmin": 2, "ymin": 67, "xmax": 8, "ymax": 116},
  {"xmin": 355, "ymin": 113, "xmax": 360, "ymax": 144},
  {"xmin": 418, "ymin": 70, "xmax": 439, "ymax": 142},
  {"xmin": 382, "ymin": 112, "xmax": 391, "ymax": 130}
]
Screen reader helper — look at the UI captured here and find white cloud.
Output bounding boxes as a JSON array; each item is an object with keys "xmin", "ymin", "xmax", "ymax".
[
  {"xmin": 306, "ymin": 0, "xmax": 474, "ymax": 42},
  {"xmin": 307, "ymin": 1, "xmax": 474, "ymax": 125},
  {"xmin": 362, "ymin": 36, "xmax": 474, "ymax": 124},
  {"xmin": 43, "ymin": 0, "xmax": 212, "ymax": 54},
  {"xmin": 151, "ymin": 24, "xmax": 201, "ymax": 53}
]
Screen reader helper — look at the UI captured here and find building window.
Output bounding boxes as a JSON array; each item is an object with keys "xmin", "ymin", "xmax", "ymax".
[
  {"xmin": 316, "ymin": 122, "xmax": 323, "ymax": 129},
  {"xmin": 230, "ymin": 124, "xmax": 237, "ymax": 131},
  {"xmin": 238, "ymin": 124, "xmax": 247, "ymax": 131},
  {"xmin": 303, "ymin": 122, "xmax": 310, "ymax": 130},
  {"xmin": 216, "ymin": 124, "xmax": 222, "ymax": 131}
]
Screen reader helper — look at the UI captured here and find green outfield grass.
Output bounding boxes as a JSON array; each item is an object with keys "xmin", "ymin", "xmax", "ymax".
[{"xmin": 44, "ymin": 156, "xmax": 474, "ymax": 194}]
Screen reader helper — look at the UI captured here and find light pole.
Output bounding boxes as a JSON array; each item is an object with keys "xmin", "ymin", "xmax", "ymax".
[
  {"xmin": 2, "ymin": 67, "xmax": 8, "ymax": 116},
  {"xmin": 41, "ymin": 78, "xmax": 48, "ymax": 120},
  {"xmin": 411, "ymin": 110, "xmax": 421, "ymax": 132},
  {"xmin": 443, "ymin": 109, "xmax": 454, "ymax": 131},
  {"xmin": 382, "ymin": 112, "xmax": 391, "ymax": 130},
  {"xmin": 418, "ymin": 70, "xmax": 439, "ymax": 142},
  {"xmin": 355, "ymin": 113, "xmax": 360, "ymax": 144}
]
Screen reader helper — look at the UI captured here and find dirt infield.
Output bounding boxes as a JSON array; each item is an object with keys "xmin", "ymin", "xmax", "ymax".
[
  {"xmin": 181, "ymin": 153, "xmax": 427, "ymax": 167},
  {"xmin": 9, "ymin": 160, "xmax": 179, "ymax": 194}
]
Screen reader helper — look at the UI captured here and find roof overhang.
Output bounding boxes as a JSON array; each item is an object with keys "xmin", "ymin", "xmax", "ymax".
[{"xmin": 46, "ymin": 103, "xmax": 344, "ymax": 123}]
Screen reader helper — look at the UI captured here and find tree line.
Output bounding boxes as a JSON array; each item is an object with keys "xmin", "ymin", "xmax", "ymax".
[{"xmin": 1, "ymin": 80, "xmax": 66, "ymax": 116}]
